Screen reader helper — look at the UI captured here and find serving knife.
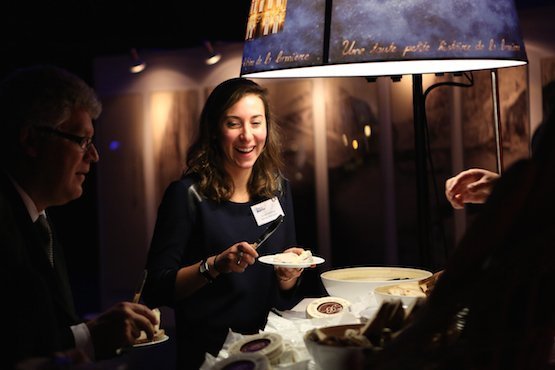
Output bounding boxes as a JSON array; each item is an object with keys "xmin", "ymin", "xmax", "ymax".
[{"xmin": 252, "ymin": 214, "xmax": 284, "ymax": 250}]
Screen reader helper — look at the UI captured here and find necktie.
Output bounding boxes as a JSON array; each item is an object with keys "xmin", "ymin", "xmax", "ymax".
[{"xmin": 36, "ymin": 214, "xmax": 54, "ymax": 267}]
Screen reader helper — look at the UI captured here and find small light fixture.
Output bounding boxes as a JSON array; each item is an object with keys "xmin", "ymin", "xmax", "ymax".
[
  {"xmin": 364, "ymin": 125, "xmax": 372, "ymax": 138},
  {"xmin": 204, "ymin": 41, "xmax": 222, "ymax": 65},
  {"xmin": 129, "ymin": 48, "xmax": 146, "ymax": 74},
  {"xmin": 342, "ymin": 133, "xmax": 349, "ymax": 147}
]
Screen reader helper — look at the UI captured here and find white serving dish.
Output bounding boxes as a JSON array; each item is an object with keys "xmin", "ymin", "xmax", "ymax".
[{"xmin": 320, "ymin": 266, "xmax": 432, "ymax": 302}]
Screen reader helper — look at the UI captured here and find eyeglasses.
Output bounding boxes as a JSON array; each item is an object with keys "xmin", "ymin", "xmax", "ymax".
[{"xmin": 34, "ymin": 126, "xmax": 95, "ymax": 152}]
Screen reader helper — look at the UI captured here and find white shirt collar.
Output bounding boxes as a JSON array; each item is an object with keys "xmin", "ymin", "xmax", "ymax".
[{"xmin": 7, "ymin": 174, "xmax": 44, "ymax": 222}]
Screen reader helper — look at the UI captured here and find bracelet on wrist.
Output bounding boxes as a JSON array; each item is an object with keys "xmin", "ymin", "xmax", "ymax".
[{"xmin": 199, "ymin": 259, "xmax": 215, "ymax": 283}]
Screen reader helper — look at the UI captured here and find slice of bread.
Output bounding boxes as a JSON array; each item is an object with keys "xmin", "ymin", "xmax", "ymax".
[
  {"xmin": 273, "ymin": 250, "xmax": 313, "ymax": 264},
  {"xmin": 135, "ymin": 308, "xmax": 165, "ymax": 344}
]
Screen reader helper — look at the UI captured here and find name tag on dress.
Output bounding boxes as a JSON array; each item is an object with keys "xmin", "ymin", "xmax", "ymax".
[{"xmin": 251, "ymin": 197, "xmax": 285, "ymax": 226}]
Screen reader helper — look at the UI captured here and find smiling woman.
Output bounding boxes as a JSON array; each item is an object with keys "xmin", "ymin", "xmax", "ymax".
[
  {"xmin": 142, "ymin": 77, "xmax": 313, "ymax": 370},
  {"xmin": 219, "ymin": 93, "xmax": 268, "ymax": 198}
]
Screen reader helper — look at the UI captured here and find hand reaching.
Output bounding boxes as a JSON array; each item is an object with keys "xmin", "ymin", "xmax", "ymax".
[
  {"xmin": 86, "ymin": 302, "xmax": 158, "ymax": 359},
  {"xmin": 445, "ymin": 168, "xmax": 500, "ymax": 209}
]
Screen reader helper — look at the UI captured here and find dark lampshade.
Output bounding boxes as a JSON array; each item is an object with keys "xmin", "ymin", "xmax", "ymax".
[
  {"xmin": 240, "ymin": 0, "xmax": 527, "ymax": 78},
  {"xmin": 240, "ymin": 0, "xmax": 529, "ymax": 270}
]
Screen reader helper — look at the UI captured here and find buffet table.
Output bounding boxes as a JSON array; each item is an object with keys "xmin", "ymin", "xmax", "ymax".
[{"xmin": 201, "ymin": 295, "xmax": 380, "ymax": 369}]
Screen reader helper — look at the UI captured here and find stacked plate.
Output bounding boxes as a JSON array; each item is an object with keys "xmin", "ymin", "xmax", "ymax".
[{"xmin": 228, "ymin": 332, "xmax": 284, "ymax": 364}]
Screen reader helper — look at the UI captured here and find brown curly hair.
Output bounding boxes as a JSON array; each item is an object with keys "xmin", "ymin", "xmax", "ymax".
[{"xmin": 185, "ymin": 78, "xmax": 284, "ymax": 201}]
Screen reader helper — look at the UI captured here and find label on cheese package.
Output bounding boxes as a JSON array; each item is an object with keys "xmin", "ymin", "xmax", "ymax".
[{"xmin": 306, "ymin": 296, "xmax": 351, "ymax": 319}]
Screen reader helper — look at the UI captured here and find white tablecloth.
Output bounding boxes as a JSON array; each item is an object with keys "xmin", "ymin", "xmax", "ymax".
[{"xmin": 201, "ymin": 294, "xmax": 380, "ymax": 369}]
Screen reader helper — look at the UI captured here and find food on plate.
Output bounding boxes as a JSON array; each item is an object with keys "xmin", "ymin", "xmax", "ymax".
[
  {"xmin": 312, "ymin": 324, "xmax": 371, "ymax": 347},
  {"xmin": 273, "ymin": 250, "xmax": 313, "ymax": 264},
  {"xmin": 382, "ymin": 283, "xmax": 426, "ymax": 297},
  {"xmin": 135, "ymin": 308, "xmax": 165, "ymax": 344},
  {"xmin": 306, "ymin": 296, "xmax": 351, "ymax": 319}
]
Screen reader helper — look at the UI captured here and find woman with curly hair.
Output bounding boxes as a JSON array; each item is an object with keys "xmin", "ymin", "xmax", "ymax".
[{"xmin": 143, "ymin": 78, "xmax": 309, "ymax": 369}]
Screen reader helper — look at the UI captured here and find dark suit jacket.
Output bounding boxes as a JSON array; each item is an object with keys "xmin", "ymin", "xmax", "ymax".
[{"xmin": 0, "ymin": 171, "xmax": 81, "ymax": 367}]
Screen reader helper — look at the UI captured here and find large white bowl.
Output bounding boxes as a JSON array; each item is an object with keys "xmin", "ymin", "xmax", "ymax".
[
  {"xmin": 320, "ymin": 266, "xmax": 432, "ymax": 302},
  {"xmin": 304, "ymin": 324, "xmax": 367, "ymax": 370}
]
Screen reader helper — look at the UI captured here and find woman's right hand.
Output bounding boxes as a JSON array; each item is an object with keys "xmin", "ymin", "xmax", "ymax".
[{"xmin": 214, "ymin": 242, "xmax": 258, "ymax": 273}]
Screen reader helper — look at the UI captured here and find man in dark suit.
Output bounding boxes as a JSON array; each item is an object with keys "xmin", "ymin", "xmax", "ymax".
[{"xmin": 0, "ymin": 65, "xmax": 159, "ymax": 368}]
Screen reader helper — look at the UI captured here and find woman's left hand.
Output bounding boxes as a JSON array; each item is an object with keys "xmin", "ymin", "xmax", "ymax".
[{"xmin": 274, "ymin": 247, "xmax": 307, "ymax": 289}]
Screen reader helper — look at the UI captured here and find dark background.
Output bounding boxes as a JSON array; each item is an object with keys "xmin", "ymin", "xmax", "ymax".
[
  {"xmin": 0, "ymin": 0, "xmax": 550, "ymax": 80},
  {"xmin": 0, "ymin": 2, "xmax": 252, "ymax": 81},
  {"xmin": 1, "ymin": 0, "xmax": 552, "ymax": 316}
]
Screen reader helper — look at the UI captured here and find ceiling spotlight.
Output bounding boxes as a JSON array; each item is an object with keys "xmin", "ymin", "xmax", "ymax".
[
  {"xmin": 204, "ymin": 41, "xmax": 222, "ymax": 65},
  {"xmin": 129, "ymin": 48, "xmax": 146, "ymax": 74}
]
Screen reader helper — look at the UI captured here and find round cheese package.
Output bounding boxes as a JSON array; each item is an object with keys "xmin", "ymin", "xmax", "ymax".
[
  {"xmin": 306, "ymin": 296, "xmax": 351, "ymax": 319},
  {"xmin": 228, "ymin": 332, "xmax": 284, "ymax": 364}
]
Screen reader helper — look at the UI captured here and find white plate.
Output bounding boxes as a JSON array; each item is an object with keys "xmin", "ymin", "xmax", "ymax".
[
  {"xmin": 133, "ymin": 334, "xmax": 169, "ymax": 348},
  {"xmin": 258, "ymin": 255, "xmax": 325, "ymax": 268}
]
